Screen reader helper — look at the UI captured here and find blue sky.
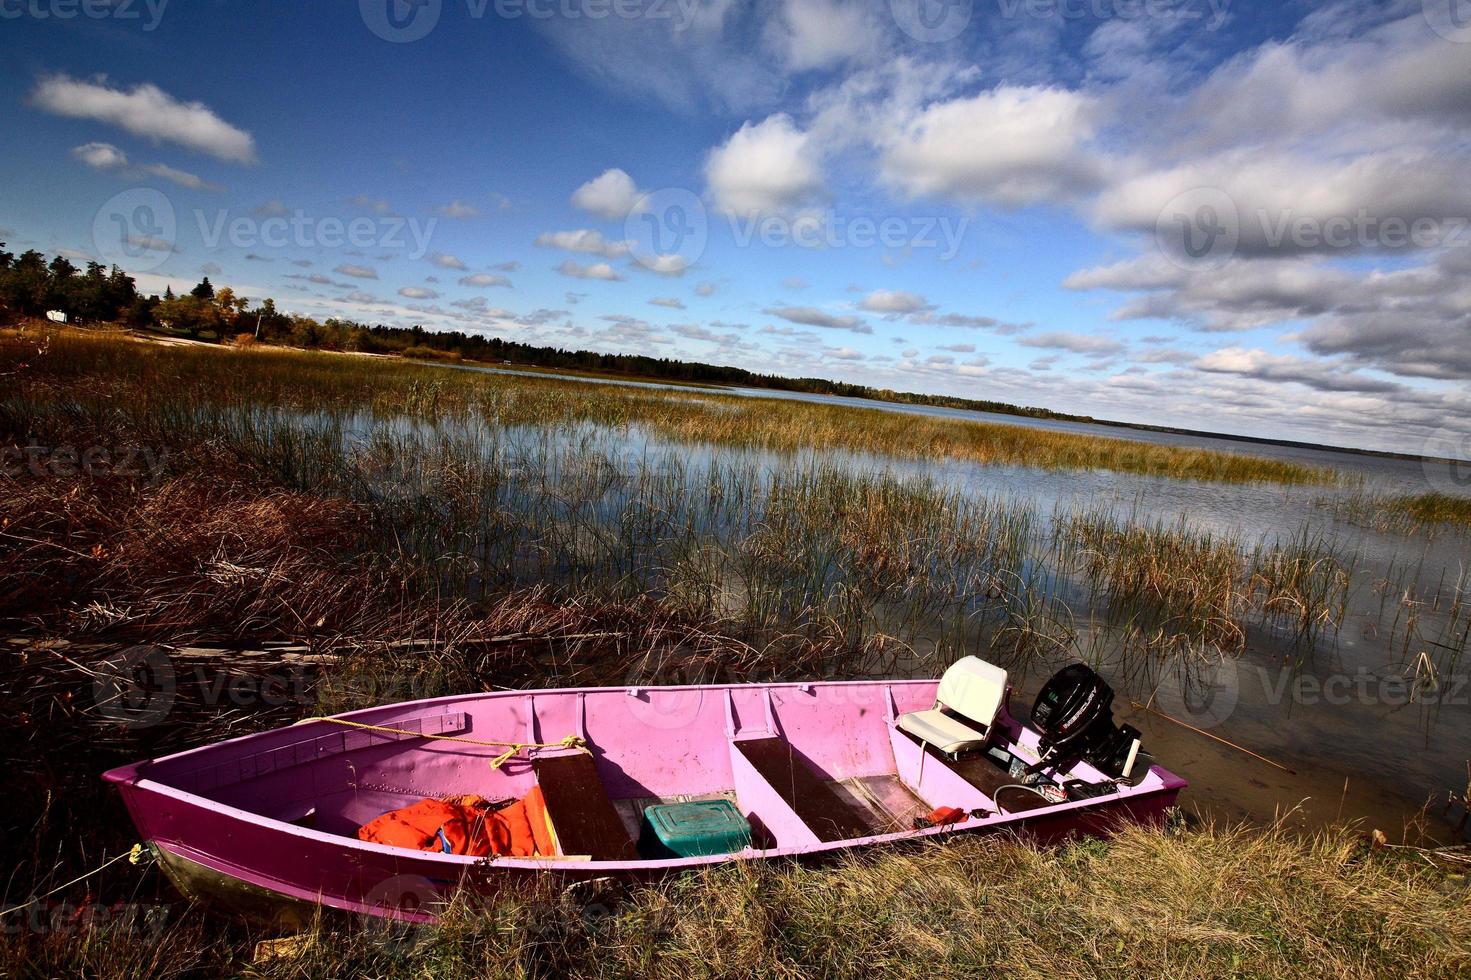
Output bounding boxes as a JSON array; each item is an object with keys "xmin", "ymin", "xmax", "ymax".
[{"xmin": 1, "ymin": 0, "xmax": 1468, "ymax": 454}]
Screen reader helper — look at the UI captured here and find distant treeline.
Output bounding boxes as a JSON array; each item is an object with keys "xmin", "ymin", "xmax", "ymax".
[{"xmin": 0, "ymin": 244, "xmax": 1086, "ymax": 424}]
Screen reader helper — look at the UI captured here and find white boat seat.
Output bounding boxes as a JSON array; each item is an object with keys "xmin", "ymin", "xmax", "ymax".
[{"xmin": 898, "ymin": 656, "xmax": 1008, "ymax": 755}]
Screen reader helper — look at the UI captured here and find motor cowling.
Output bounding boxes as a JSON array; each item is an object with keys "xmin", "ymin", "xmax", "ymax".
[{"xmin": 1030, "ymin": 664, "xmax": 1143, "ymax": 780}]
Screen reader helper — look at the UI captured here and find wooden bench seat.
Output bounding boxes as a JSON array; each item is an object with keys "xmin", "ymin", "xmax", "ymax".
[
  {"xmin": 531, "ymin": 751, "xmax": 638, "ymax": 860},
  {"xmin": 735, "ymin": 737, "xmax": 874, "ymax": 842}
]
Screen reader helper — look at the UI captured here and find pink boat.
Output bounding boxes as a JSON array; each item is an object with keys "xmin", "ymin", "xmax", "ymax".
[{"xmin": 104, "ymin": 659, "xmax": 1187, "ymax": 923}]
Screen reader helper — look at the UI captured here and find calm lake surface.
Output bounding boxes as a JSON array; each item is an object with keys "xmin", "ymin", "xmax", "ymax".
[{"xmin": 415, "ymin": 363, "xmax": 1471, "ymax": 839}]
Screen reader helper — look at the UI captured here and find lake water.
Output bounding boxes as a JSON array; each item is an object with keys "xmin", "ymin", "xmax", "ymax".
[
  {"xmin": 393, "ymin": 364, "xmax": 1471, "ymax": 839},
  {"xmin": 445, "ymin": 362, "xmax": 1464, "ymax": 496}
]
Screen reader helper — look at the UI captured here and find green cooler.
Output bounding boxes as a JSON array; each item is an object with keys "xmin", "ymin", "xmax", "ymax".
[{"xmin": 639, "ymin": 800, "xmax": 752, "ymax": 858}]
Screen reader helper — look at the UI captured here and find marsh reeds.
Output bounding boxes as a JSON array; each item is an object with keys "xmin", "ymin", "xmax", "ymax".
[
  {"xmin": 1325, "ymin": 489, "xmax": 1471, "ymax": 533},
  {"xmin": 2, "ymin": 326, "xmax": 1334, "ymax": 485}
]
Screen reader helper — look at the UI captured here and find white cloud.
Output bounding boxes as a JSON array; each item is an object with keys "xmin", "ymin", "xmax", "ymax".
[
  {"xmin": 335, "ymin": 264, "xmax": 378, "ymax": 280},
  {"xmin": 460, "ymin": 273, "xmax": 512, "ymax": 288},
  {"xmin": 1195, "ymin": 347, "xmax": 1404, "ymax": 395},
  {"xmin": 535, "ymin": 229, "xmax": 632, "ymax": 259},
  {"xmin": 706, "ymin": 114, "xmax": 824, "ymax": 216},
  {"xmin": 763, "ymin": 305, "xmax": 871, "ymax": 333},
  {"xmin": 1095, "ymin": 150, "xmax": 1471, "ymax": 259},
  {"xmin": 906, "ymin": 311, "xmax": 1031, "ymax": 334},
  {"xmin": 571, "ymin": 168, "xmax": 641, "ymax": 219},
  {"xmin": 649, "ymin": 296, "xmax": 686, "ymax": 309},
  {"xmin": 33, "ymin": 75, "xmax": 256, "ymax": 164},
  {"xmin": 880, "ymin": 86, "xmax": 1102, "ymax": 207},
  {"xmin": 350, "ymin": 195, "xmax": 391, "ymax": 214},
  {"xmin": 766, "ymin": 0, "xmax": 879, "ymax": 72},
  {"xmin": 642, "ymin": 253, "xmax": 689, "ymax": 277},
  {"xmin": 859, "ymin": 289, "xmax": 932, "ymax": 314},
  {"xmin": 429, "ymin": 252, "xmax": 467, "ymax": 270},
  {"xmin": 1018, "ymin": 331, "xmax": 1126, "ymax": 356},
  {"xmin": 139, "ymin": 162, "xmax": 220, "ymax": 191},
  {"xmin": 695, "ymin": 281, "xmax": 717, "ymax": 297},
  {"xmin": 556, "ymin": 259, "xmax": 624, "ymax": 281},
  {"xmin": 399, "ymin": 286, "xmax": 439, "ymax": 300},
  {"xmin": 71, "ymin": 141, "xmax": 220, "ymax": 190},
  {"xmin": 71, "ymin": 142, "xmax": 128, "ymax": 170},
  {"xmin": 436, "ymin": 200, "xmax": 481, "ymax": 220}
]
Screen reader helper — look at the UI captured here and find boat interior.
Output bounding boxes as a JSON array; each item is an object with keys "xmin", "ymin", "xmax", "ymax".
[{"xmin": 137, "ymin": 658, "xmax": 1167, "ymax": 861}]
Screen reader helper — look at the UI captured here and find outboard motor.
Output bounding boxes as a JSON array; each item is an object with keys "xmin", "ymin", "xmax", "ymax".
[{"xmin": 1028, "ymin": 664, "xmax": 1143, "ymax": 780}]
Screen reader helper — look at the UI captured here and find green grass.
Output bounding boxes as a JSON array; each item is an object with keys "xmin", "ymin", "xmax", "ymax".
[{"xmin": 1390, "ymin": 492, "xmax": 1471, "ymax": 529}]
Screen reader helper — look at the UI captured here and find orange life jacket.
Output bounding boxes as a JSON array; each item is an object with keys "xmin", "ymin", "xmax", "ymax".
[{"xmin": 358, "ymin": 787, "xmax": 555, "ymax": 858}]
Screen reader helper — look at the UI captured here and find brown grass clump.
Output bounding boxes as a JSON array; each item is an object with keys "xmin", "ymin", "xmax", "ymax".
[{"xmin": 0, "ymin": 466, "xmax": 378, "ymax": 643}]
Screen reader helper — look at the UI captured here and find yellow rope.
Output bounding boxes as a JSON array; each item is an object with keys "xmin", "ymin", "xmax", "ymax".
[
  {"xmin": 298, "ymin": 716, "xmax": 586, "ymax": 770},
  {"xmin": 0, "ymin": 848, "xmax": 138, "ymax": 918}
]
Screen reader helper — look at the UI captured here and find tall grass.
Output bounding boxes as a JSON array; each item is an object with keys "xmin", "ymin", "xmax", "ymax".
[
  {"xmin": 1056, "ymin": 510, "xmax": 1353, "ymax": 660},
  {"xmin": 2, "ymin": 327, "xmax": 1336, "ymax": 484}
]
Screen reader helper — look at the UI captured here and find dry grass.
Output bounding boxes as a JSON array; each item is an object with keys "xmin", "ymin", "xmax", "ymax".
[{"xmin": 5, "ymin": 822, "xmax": 1465, "ymax": 979}]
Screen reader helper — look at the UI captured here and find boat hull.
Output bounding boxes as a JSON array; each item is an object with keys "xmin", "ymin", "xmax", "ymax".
[{"xmin": 105, "ymin": 679, "xmax": 1187, "ymax": 923}]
